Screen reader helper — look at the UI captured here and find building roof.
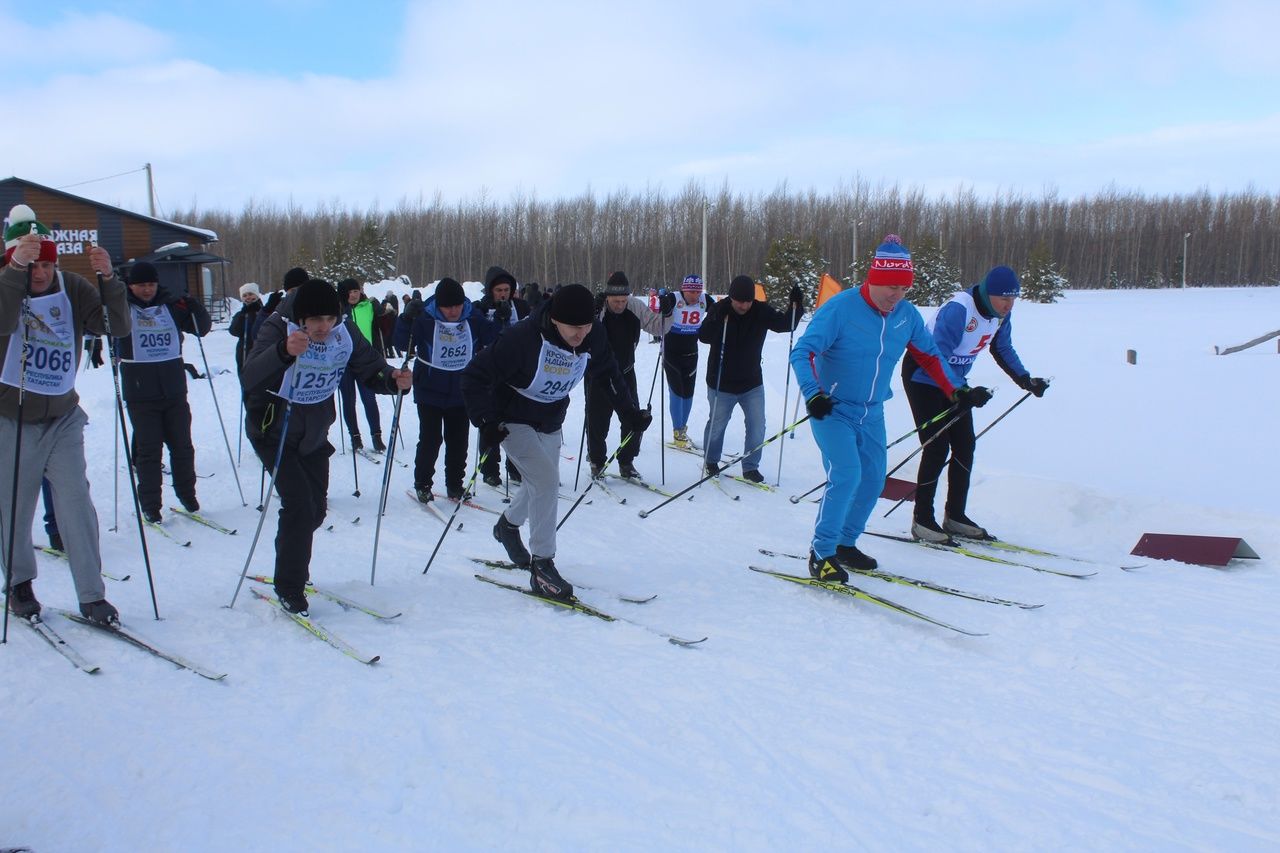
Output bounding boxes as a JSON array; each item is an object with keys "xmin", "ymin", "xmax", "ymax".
[{"xmin": 0, "ymin": 176, "xmax": 219, "ymax": 243}]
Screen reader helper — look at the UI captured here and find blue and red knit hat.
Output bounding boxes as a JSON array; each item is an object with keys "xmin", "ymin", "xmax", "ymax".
[
  {"xmin": 681, "ymin": 274, "xmax": 703, "ymax": 293},
  {"xmin": 865, "ymin": 235, "xmax": 914, "ymax": 287}
]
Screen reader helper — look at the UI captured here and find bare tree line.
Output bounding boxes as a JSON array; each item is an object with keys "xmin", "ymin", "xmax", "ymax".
[{"xmin": 176, "ymin": 179, "xmax": 1280, "ymax": 295}]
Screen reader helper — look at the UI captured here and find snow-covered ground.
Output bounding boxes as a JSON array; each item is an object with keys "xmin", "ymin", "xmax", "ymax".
[{"xmin": 3, "ymin": 286, "xmax": 1278, "ymax": 851}]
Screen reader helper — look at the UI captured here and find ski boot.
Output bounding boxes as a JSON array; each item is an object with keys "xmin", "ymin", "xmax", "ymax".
[
  {"xmin": 672, "ymin": 427, "xmax": 690, "ymax": 448},
  {"xmin": 143, "ymin": 507, "xmax": 163, "ymax": 524},
  {"xmin": 740, "ymin": 468, "xmax": 765, "ymax": 484},
  {"xmin": 835, "ymin": 543, "xmax": 878, "ymax": 571},
  {"xmin": 79, "ymin": 599, "xmax": 120, "ymax": 626},
  {"xmin": 493, "ymin": 514, "xmax": 531, "ymax": 567},
  {"xmin": 482, "ymin": 472, "xmax": 502, "ymax": 489},
  {"xmin": 912, "ymin": 516, "xmax": 953, "ymax": 544},
  {"xmin": 618, "ymin": 461, "xmax": 641, "ymax": 480},
  {"xmin": 414, "ymin": 486, "xmax": 433, "ymax": 504},
  {"xmin": 808, "ymin": 552, "xmax": 849, "ymax": 583},
  {"xmin": 179, "ymin": 494, "xmax": 200, "ymax": 513},
  {"xmin": 704, "ymin": 461, "xmax": 721, "ymax": 477},
  {"xmin": 589, "ymin": 462, "xmax": 604, "ymax": 480},
  {"xmin": 944, "ymin": 512, "xmax": 990, "ymax": 540},
  {"xmin": 529, "ymin": 556, "xmax": 573, "ymax": 601},
  {"xmin": 372, "ymin": 432, "xmax": 386, "ymax": 453},
  {"xmin": 8, "ymin": 580, "xmax": 40, "ymax": 617},
  {"xmin": 350, "ymin": 433, "xmax": 364, "ymax": 451},
  {"xmin": 277, "ymin": 591, "xmax": 309, "ymax": 616}
]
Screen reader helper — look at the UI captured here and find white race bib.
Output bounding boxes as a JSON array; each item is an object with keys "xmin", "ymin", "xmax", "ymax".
[
  {"xmin": 514, "ymin": 338, "xmax": 589, "ymax": 403},
  {"xmin": 669, "ymin": 294, "xmax": 706, "ymax": 334},
  {"xmin": 928, "ymin": 291, "xmax": 1002, "ymax": 369},
  {"xmin": 417, "ymin": 320, "xmax": 472, "ymax": 372},
  {"xmin": 1, "ymin": 282, "xmax": 77, "ymax": 396},
  {"xmin": 277, "ymin": 321, "xmax": 353, "ymax": 404},
  {"xmin": 127, "ymin": 304, "xmax": 182, "ymax": 363}
]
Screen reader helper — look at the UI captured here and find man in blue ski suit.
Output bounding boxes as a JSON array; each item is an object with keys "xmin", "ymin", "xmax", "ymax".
[
  {"xmin": 789, "ymin": 236, "xmax": 990, "ymax": 582},
  {"xmin": 901, "ymin": 265, "xmax": 1049, "ymax": 542}
]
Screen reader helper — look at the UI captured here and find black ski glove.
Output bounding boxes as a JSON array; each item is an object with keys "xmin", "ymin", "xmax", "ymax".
[
  {"xmin": 1017, "ymin": 375, "xmax": 1050, "ymax": 398},
  {"xmin": 954, "ymin": 385, "xmax": 993, "ymax": 408},
  {"xmin": 788, "ymin": 284, "xmax": 805, "ymax": 312},
  {"xmin": 659, "ymin": 292, "xmax": 676, "ymax": 317},
  {"xmin": 628, "ymin": 409, "xmax": 653, "ymax": 434},
  {"xmin": 479, "ymin": 421, "xmax": 509, "ymax": 446},
  {"xmin": 405, "ymin": 300, "xmax": 424, "ymax": 321},
  {"xmin": 493, "ymin": 300, "xmax": 513, "ymax": 323},
  {"xmin": 805, "ymin": 393, "xmax": 834, "ymax": 420}
]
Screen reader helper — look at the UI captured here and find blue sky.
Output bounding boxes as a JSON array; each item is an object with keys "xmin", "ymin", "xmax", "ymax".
[{"xmin": 6, "ymin": 0, "xmax": 1278, "ymax": 214}]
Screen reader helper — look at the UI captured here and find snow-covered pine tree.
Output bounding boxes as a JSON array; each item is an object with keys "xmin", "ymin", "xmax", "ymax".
[
  {"xmin": 315, "ymin": 219, "xmax": 398, "ymax": 285},
  {"xmin": 1020, "ymin": 241, "xmax": 1068, "ymax": 303},
  {"xmin": 906, "ymin": 237, "xmax": 960, "ymax": 307},
  {"xmin": 762, "ymin": 235, "xmax": 826, "ymax": 312}
]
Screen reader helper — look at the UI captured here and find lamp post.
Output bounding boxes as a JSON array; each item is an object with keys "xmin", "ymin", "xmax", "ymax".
[
  {"xmin": 852, "ymin": 219, "xmax": 864, "ymax": 278},
  {"xmin": 1182, "ymin": 232, "xmax": 1191, "ymax": 289},
  {"xmin": 701, "ymin": 200, "xmax": 709, "ymax": 288}
]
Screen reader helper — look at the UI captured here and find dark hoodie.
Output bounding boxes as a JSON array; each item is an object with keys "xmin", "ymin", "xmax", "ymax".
[
  {"xmin": 472, "ymin": 265, "xmax": 530, "ymax": 329},
  {"xmin": 240, "ymin": 289, "xmax": 402, "ymax": 456},
  {"xmin": 393, "ymin": 296, "xmax": 497, "ymax": 408},
  {"xmin": 461, "ymin": 302, "xmax": 637, "ymax": 433},
  {"xmin": 114, "ymin": 285, "xmax": 212, "ymax": 403}
]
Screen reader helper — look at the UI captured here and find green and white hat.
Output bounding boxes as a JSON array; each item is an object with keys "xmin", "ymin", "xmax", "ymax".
[{"xmin": 4, "ymin": 204, "xmax": 56, "ymax": 263}]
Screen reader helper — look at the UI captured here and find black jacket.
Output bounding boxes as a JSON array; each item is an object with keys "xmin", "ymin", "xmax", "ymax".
[
  {"xmin": 115, "ymin": 286, "xmax": 212, "ymax": 404},
  {"xmin": 241, "ymin": 290, "xmax": 402, "ymax": 456},
  {"xmin": 473, "ymin": 265, "xmax": 530, "ymax": 328},
  {"xmin": 698, "ymin": 299, "xmax": 799, "ymax": 394},
  {"xmin": 229, "ymin": 301, "xmax": 266, "ymax": 371},
  {"xmin": 461, "ymin": 303, "xmax": 637, "ymax": 433}
]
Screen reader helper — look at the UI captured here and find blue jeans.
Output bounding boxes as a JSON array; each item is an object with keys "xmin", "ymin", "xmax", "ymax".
[{"xmin": 702, "ymin": 385, "xmax": 766, "ymax": 471}]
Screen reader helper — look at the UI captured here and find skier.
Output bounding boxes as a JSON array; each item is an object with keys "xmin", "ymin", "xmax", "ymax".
[
  {"xmin": 698, "ymin": 275, "xmax": 802, "ymax": 482},
  {"xmin": 663, "ymin": 275, "xmax": 711, "ymax": 448},
  {"xmin": 901, "ymin": 265, "xmax": 1048, "ymax": 542},
  {"xmin": 586, "ymin": 271, "xmax": 674, "ymax": 480},
  {"xmin": 113, "ymin": 261, "xmax": 213, "ymax": 523},
  {"xmin": 228, "ymin": 282, "xmax": 265, "ymax": 372},
  {"xmin": 393, "ymin": 277, "xmax": 496, "ymax": 504},
  {"xmin": 337, "ymin": 279, "xmax": 386, "ymax": 452},
  {"xmin": 240, "ymin": 278, "xmax": 411, "ymax": 614},
  {"xmin": 0, "ymin": 205, "xmax": 128, "ymax": 624},
  {"xmin": 461, "ymin": 284, "xmax": 651, "ymax": 601},
  {"xmin": 472, "ymin": 265, "xmax": 531, "ymax": 488},
  {"xmin": 789, "ymin": 235, "xmax": 988, "ymax": 582}
]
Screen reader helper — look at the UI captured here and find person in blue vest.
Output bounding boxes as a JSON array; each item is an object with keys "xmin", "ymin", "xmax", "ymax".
[
  {"xmin": 901, "ymin": 265, "xmax": 1049, "ymax": 542},
  {"xmin": 241, "ymin": 278, "xmax": 411, "ymax": 614},
  {"xmin": 114, "ymin": 262, "xmax": 212, "ymax": 523},
  {"xmin": 790, "ymin": 235, "xmax": 990, "ymax": 582},
  {"xmin": 394, "ymin": 277, "xmax": 497, "ymax": 504}
]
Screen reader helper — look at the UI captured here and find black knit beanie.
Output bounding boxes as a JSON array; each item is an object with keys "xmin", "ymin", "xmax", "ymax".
[
  {"xmin": 550, "ymin": 283, "xmax": 596, "ymax": 326},
  {"xmin": 293, "ymin": 279, "xmax": 342, "ymax": 321},
  {"xmin": 434, "ymin": 277, "xmax": 466, "ymax": 307}
]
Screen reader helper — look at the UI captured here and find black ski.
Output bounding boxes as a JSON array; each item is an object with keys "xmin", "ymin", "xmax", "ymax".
[
  {"xmin": 758, "ymin": 549, "xmax": 1043, "ymax": 609},
  {"xmin": 748, "ymin": 566, "xmax": 986, "ymax": 636},
  {"xmin": 53, "ymin": 609, "xmax": 227, "ymax": 680},
  {"xmin": 470, "ymin": 557, "xmax": 656, "ymax": 604},
  {"xmin": 473, "ymin": 573, "xmax": 705, "ymax": 646}
]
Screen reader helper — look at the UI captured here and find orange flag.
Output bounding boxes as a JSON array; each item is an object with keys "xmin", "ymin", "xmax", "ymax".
[
  {"xmin": 816, "ymin": 273, "xmax": 844, "ymax": 309},
  {"xmin": 754, "ymin": 282, "xmax": 767, "ymax": 302}
]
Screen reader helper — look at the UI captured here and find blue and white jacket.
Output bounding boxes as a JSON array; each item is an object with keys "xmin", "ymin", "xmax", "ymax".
[{"xmin": 906, "ymin": 286, "xmax": 1027, "ymax": 388}]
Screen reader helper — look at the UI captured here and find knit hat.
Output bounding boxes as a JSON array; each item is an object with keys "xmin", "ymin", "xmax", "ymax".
[
  {"xmin": 727, "ymin": 275, "xmax": 756, "ymax": 302},
  {"xmin": 3, "ymin": 204, "xmax": 57, "ymax": 264},
  {"xmin": 866, "ymin": 235, "xmax": 914, "ymax": 287},
  {"xmin": 980, "ymin": 265, "xmax": 1021, "ymax": 298},
  {"xmin": 337, "ymin": 278, "xmax": 362, "ymax": 303},
  {"xmin": 434, "ymin": 277, "xmax": 466, "ymax": 308},
  {"xmin": 292, "ymin": 278, "xmax": 342, "ymax": 321},
  {"xmin": 550, "ymin": 283, "xmax": 596, "ymax": 326},
  {"xmin": 239, "ymin": 282, "xmax": 261, "ymax": 299},
  {"xmin": 604, "ymin": 271, "xmax": 630, "ymax": 296},
  {"xmin": 681, "ymin": 274, "xmax": 703, "ymax": 293},
  {"xmin": 127, "ymin": 262, "xmax": 159, "ymax": 285},
  {"xmin": 282, "ymin": 267, "xmax": 310, "ymax": 291}
]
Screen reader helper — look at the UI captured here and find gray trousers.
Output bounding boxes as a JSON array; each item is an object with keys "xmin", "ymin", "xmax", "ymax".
[
  {"xmin": 0, "ymin": 406, "xmax": 106, "ymax": 603},
  {"xmin": 500, "ymin": 423, "xmax": 562, "ymax": 558}
]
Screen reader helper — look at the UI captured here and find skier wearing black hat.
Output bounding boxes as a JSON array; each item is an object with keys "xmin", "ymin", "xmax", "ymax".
[
  {"xmin": 472, "ymin": 265, "xmax": 530, "ymax": 488},
  {"xmin": 113, "ymin": 261, "xmax": 212, "ymax": 523},
  {"xmin": 461, "ymin": 283, "xmax": 651, "ymax": 601},
  {"xmin": 587, "ymin": 271, "xmax": 674, "ymax": 480},
  {"xmin": 240, "ymin": 278, "xmax": 412, "ymax": 614},
  {"xmin": 698, "ymin": 275, "xmax": 802, "ymax": 482},
  {"xmin": 337, "ymin": 278, "xmax": 386, "ymax": 452},
  {"xmin": 394, "ymin": 277, "xmax": 497, "ymax": 504}
]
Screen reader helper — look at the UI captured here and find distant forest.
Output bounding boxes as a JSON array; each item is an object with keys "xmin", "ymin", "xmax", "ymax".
[{"xmin": 176, "ymin": 180, "xmax": 1280, "ymax": 293}]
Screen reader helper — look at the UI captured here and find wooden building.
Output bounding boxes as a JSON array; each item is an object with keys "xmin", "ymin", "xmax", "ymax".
[{"xmin": 0, "ymin": 177, "xmax": 227, "ymax": 305}]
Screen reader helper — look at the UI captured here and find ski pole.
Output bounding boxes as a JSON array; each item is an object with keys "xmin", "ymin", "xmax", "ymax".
[
  {"xmin": 339, "ymin": 379, "xmax": 360, "ymax": 497},
  {"xmin": 229, "ymin": 398, "xmax": 294, "ymax": 608},
  {"xmin": 421, "ymin": 451, "xmax": 489, "ymax": 574},
  {"xmin": 237, "ymin": 389, "xmax": 244, "ymax": 466},
  {"xmin": 96, "ymin": 265, "xmax": 161, "ymax": 620},
  {"xmin": 558, "ymin": 430, "xmax": 635, "ymax": 531},
  {"xmin": 639, "ymin": 414, "xmax": 810, "ymax": 519},
  {"xmin": 788, "ymin": 403, "xmax": 964, "ymax": 504},
  {"xmin": 1, "ymin": 260, "xmax": 33, "ymax": 644},
  {"xmin": 257, "ymin": 463, "xmax": 266, "ymax": 511},
  {"xmin": 659, "ymin": 331, "xmax": 666, "ymax": 485},
  {"xmin": 370, "ymin": 354, "xmax": 413, "ymax": 586},
  {"xmin": 111, "ymin": 398, "xmax": 120, "ymax": 531},
  {"xmin": 572, "ymin": 396, "xmax": 588, "ymax": 492},
  {"xmin": 882, "ymin": 391, "xmax": 1027, "ymax": 518},
  {"xmin": 193, "ymin": 330, "xmax": 247, "ymax": 506},
  {"xmin": 773, "ymin": 299, "xmax": 799, "ymax": 486}
]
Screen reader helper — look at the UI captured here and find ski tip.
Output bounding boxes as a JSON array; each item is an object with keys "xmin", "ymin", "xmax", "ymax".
[
  {"xmin": 668, "ymin": 636, "xmax": 709, "ymax": 647},
  {"xmin": 366, "ymin": 655, "xmax": 381, "ymax": 665}
]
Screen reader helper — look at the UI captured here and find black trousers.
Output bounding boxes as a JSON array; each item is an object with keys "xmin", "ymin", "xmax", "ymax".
[
  {"xmin": 415, "ymin": 403, "xmax": 470, "ymax": 493},
  {"xmin": 902, "ymin": 377, "xmax": 976, "ymax": 520},
  {"xmin": 662, "ymin": 346, "xmax": 699, "ymax": 398},
  {"xmin": 253, "ymin": 437, "xmax": 331, "ymax": 598},
  {"xmin": 339, "ymin": 370, "xmax": 382, "ymax": 438},
  {"xmin": 127, "ymin": 397, "xmax": 197, "ymax": 514},
  {"xmin": 586, "ymin": 373, "xmax": 640, "ymax": 466}
]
